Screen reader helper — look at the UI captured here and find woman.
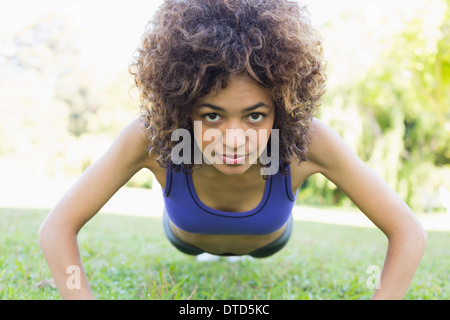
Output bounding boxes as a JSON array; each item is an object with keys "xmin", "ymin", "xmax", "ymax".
[{"xmin": 39, "ymin": 0, "xmax": 427, "ymax": 300}]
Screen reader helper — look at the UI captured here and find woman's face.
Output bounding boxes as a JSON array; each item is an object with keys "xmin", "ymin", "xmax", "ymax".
[{"xmin": 191, "ymin": 73, "xmax": 275, "ymax": 176}]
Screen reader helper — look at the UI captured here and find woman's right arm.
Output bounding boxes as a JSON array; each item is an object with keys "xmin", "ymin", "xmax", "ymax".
[{"xmin": 39, "ymin": 117, "xmax": 156, "ymax": 299}]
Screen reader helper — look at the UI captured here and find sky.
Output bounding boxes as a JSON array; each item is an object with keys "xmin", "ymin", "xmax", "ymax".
[
  {"xmin": 0, "ymin": 0, "xmax": 165, "ymax": 75},
  {"xmin": 0, "ymin": 0, "xmax": 349, "ymax": 75},
  {"xmin": 0, "ymin": 0, "xmax": 444, "ymax": 79}
]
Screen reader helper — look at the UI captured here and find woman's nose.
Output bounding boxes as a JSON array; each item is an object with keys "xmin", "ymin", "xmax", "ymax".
[{"xmin": 223, "ymin": 123, "xmax": 248, "ymax": 152}]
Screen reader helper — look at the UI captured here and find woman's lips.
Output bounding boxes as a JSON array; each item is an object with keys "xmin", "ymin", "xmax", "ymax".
[{"xmin": 219, "ymin": 154, "xmax": 248, "ymax": 165}]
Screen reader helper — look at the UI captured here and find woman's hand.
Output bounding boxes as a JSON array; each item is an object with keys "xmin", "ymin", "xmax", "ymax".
[
  {"xmin": 294, "ymin": 118, "xmax": 427, "ymax": 299},
  {"xmin": 39, "ymin": 117, "xmax": 157, "ymax": 299}
]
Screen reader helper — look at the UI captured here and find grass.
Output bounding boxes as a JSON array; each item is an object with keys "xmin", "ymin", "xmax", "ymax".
[{"xmin": 0, "ymin": 207, "xmax": 448, "ymax": 300}]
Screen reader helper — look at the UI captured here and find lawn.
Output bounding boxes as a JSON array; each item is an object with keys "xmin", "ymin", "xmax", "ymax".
[{"xmin": 0, "ymin": 207, "xmax": 448, "ymax": 300}]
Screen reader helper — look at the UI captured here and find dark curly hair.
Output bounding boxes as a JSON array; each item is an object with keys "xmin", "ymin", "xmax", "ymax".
[{"xmin": 130, "ymin": 0, "xmax": 326, "ymax": 177}]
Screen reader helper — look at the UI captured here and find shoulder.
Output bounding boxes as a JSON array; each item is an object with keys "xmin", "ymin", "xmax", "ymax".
[
  {"xmin": 289, "ymin": 118, "xmax": 358, "ymax": 186},
  {"xmin": 306, "ymin": 117, "xmax": 350, "ymax": 171},
  {"xmin": 307, "ymin": 117, "xmax": 363, "ymax": 177},
  {"xmin": 111, "ymin": 117, "xmax": 165, "ymax": 176}
]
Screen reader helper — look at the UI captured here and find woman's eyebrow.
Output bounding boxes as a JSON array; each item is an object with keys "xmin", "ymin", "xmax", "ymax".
[{"xmin": 197, "ymin": 102, "xmax": 271, "ymax": 113}]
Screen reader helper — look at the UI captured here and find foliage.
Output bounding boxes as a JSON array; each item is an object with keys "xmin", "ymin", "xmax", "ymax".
[
  {"xmin": 303, "ymin": 0, "xmax": 450, "ymax": 212},
  {"xmin": 0, "ymin": 15, "xmax": 138, "ymax": 182},
  {"xmin": 1, "ymin": 3, "xmax": 449, "ymax": 209}
]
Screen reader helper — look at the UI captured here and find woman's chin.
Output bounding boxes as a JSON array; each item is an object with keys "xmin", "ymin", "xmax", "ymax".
[{"xmin": 214, "ymin": 163, "xmax": 252, "ymax": 176}]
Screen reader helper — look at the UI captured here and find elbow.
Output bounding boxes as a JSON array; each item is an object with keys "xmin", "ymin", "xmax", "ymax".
[
  {"xmin": 39, "ymin": 213, "xmax": 78, "ymax": 252},
  {"xmin": 387, "ymin": 220, "xmax": 428, "ymax": 255},
  {"xmin": 418, "ymin": 224, "xmax": 428, "ymax": 254},
  {"xmin": 408, "ymin": 222, "xmax": 428, "ymax": 256},
  {"xmin": 412, "ymin": 216, "xmax": 428, "ymax": 253},
  {"xmin": 38, "ymin": 217, "xmax": 52, "ymax": 251},
  {"xmin": 403, "ymin": 222, "xmax": 428, "ymax": 255},
  {"xmin": 38, "ymin": 215, "xmax": 65, "ymax": 251}
]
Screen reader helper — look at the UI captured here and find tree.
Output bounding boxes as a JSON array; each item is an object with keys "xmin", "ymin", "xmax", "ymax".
[
  {"xmin": 348, "ymin": 0, "xmax": 449, "ymax": 211},
  {"xmin": 301, "ymin": 0, "xmax": 450, "ymax": 212}
]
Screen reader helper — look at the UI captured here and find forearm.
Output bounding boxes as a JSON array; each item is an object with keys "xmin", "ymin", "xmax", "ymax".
[
  {"xmin": 372, "ymin": 230, "xmax": 427, "ymax": 300},
  {"xmin": 39, "ymin": 225, "xmax": 94, "ymax": 300}
]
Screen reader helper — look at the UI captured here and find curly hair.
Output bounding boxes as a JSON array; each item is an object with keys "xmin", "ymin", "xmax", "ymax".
[{"xmin": 130, "ymin": 0, "xmax": 326, "ymax": 177}]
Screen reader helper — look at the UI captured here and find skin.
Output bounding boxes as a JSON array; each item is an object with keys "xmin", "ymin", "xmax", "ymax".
[
  {"xmin": 39, "ymin": 73, "xmax": 427, "ymax": 300},
  {"xmin": 171, "ymin": 74, "xmax": 284, "ymax": 255}
]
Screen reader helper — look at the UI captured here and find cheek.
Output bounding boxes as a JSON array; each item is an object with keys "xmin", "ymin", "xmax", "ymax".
[
  {"xmin": 244, "ymin": 127, "xmax": 270, "ymax": 155},
  {"xmin": 257, "ymin": 130, "xmax": 271, "ymax": 152},
  {"xmin": 193, "ymin": 121, "xmax": 205, "ymax": 149},
  {"xmin": 259, "ymin": 119, "xmax": 275, "ymax": 144},
  {"xmin": 194, "ymin": 126, "xmax": 222, "ymax": 152}
]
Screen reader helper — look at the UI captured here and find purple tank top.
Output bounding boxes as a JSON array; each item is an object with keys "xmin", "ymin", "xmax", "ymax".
[{"xmin": 162, "ymin": 162, "xmax": 298, "ymax": 235}]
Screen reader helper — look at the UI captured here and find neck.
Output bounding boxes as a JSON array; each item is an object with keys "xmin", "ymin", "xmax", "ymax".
[{"xmin": 195, "ymin": 161, "xmax": 266, "ymax": 184}]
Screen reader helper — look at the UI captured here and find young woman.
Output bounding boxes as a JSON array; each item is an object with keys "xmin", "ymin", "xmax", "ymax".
[{"xmin": 39, "ymin": 0, "xmax": 427, "ymax": 300}]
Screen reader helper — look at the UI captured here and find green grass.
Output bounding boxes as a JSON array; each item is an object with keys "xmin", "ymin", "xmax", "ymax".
[{"xmin": 0, "ymin": 207, "xmax": 448, "ymax": 300}]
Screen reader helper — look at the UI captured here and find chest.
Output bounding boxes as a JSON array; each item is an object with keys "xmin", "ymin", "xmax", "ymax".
[{"xmin": 192, "ymin": 175, "xmax": 267, "ymax": 212}]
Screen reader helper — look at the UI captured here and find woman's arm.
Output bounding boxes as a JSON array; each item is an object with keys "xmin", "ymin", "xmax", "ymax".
[
  {"xmin": 39, "ymin": 117, "xmax": 155, "ymax": 299},
  {"xmin": 305, "ymin": 118, "xmax": 427, "ymax": 300}
]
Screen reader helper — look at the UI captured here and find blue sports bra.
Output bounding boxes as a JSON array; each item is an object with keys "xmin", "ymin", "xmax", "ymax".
[{"xmin": 162, "ymin": 162, "xmax": 299, "ymax": 235}]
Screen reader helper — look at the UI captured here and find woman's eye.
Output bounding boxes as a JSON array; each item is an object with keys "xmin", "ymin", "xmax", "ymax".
[
  {"xmin": 203, "ymin": 113, "xmax": 221, "ymax": 122},
  {"xmin": 202, "ymin": 112, "xmax": 265, "ymax": 123},
  {"xmin": 248, "ymin": 113, "xmax": 264, "ymax": 122}
]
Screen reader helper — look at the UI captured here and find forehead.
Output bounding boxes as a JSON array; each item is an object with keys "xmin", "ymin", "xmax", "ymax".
[{"xmin": 195, "ymin": 74, "xmax": 273, "ymax": 109}]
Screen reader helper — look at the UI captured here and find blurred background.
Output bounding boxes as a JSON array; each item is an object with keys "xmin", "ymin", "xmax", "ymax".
[{"xmin": 0, "ymin": 0, "xmax": 449, "ymax": 215}]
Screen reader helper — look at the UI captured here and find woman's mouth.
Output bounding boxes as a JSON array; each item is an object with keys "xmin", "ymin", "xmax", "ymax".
[{"xmin": 219, "ymin": 154, "xmax": 248, "ymax": 165}]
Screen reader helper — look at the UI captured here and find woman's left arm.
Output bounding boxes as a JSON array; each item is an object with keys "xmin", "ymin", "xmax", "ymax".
[{"xmin": 307, "ymin": 118, "xmax": 427, "ymax": 300}]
